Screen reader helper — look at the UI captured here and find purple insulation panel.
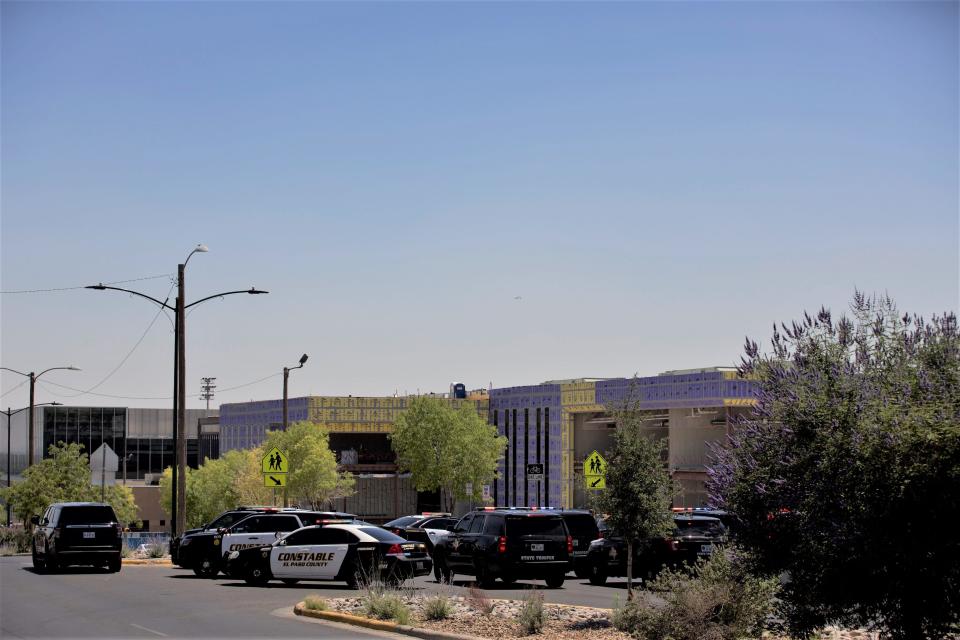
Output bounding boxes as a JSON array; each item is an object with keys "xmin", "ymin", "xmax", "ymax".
[{"xmin": 219, "ymin": 397, "xmax": 309, "ymax": 452}]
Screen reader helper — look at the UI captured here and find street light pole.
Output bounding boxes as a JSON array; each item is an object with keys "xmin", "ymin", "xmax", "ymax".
[
  {"xmin": 4, "ymin": 402, "xmax": 61, "ymax": 526},
  {"xmin": 282, "ymin": 354, "xmax": 309, "ymax": 431}
]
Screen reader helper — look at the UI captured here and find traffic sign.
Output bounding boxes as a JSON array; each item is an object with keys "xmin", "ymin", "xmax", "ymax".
[
  {"xmin": 526, "ymin": 463, "xmax": 545, "ymax": 481},
  {"xmin": 261, "ymin": 447, "xmax": 288, "ymax": 474},
  {"xmin": 264, "ymin": 473, "xmax": 287, "ymax": 488},
  {"xmin": 584, "ymin": 450, "xmax": 607, "ymax": 490}
]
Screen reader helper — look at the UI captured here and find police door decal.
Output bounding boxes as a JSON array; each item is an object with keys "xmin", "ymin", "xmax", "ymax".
[
  {"xmin": 221, "ymin": 532, "xmax": 279, "ymax": 558},
  {"xmin": 270, "ymin": 544, "xmax": 348, "ymax": 579}
]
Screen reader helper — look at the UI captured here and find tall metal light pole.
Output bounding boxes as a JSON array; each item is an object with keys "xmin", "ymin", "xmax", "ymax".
[
  {"xmin": 87, "ymin": 245, "xmax": 268, "ymax": 537},
  {"xmin": 282, "ymin": 354, "xmax": 309, "ymax": 431},
  {"xmin": 3, "ymin": 402, "xmax": 61, "ymax": 526},
  {"xmin": 1, "ymin": 366, "xmax": 79, "ymax": 466}
]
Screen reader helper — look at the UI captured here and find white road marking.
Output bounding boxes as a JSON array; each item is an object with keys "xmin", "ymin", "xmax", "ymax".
[{"xmin": 130, "ymin": 623, "xmax": 168, "ymax": 637}]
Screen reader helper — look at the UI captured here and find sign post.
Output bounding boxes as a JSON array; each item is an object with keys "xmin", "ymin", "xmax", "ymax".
[
  {"xmin": 583, "ymin": 450, "xmax": 607, "ymax": 490},
  {"xmin": 261, "ymin": 447, "xmax": 288, "ymax": 505},
  {"xmin": 526, "ymin": 463, "xmax": 544, "ymax": 507}
]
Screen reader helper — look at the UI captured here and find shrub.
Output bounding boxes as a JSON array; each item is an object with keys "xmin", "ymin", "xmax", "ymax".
[
  {"xmin": 0, "ymin": 527, "xmax": 32, "ymax": 553},
  {"xmin": 611, "ymin": 548, "xmax": 778, "ymax": 640},
  {"xmin": 146, "ymin": 537, "xmax": 168, "ymax": 558},
  {"xmin": 363, "ymin": 589, "xmax": 411, "ymax": 625},
  {"xmin": 120, "ymin": 545, "xmax": 133, "ymax": 558},
  {"xmin": 466, "ymin": 585, "xmax": 494, "ymax": 615},
  {"xmin": 304, "ymin": 595, "xmax": 328, "ymax": 611},
  {"xmin": 422, "ymin": 594, "xmax": 453, "ymax": 621},
  {"xmin": 518, "ymin": 590, "xmax": 546, "ymax": 635}
]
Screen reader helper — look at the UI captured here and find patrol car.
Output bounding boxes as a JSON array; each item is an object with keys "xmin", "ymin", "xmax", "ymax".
[
  {"xmin": 178, "ymin": 510, "xmax": 355, "ymax": 577},
  {"xmin": 225, "ymin": 523, "xmax": 432, "ymax": 587},
  {"xmin": 171, "ymin": 506, "xmax": 283, "ymax": 566}
]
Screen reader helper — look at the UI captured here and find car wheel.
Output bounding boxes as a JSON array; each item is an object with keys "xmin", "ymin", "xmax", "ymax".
[
  {"xmin": 500, "ymin": 573, "xmax": 516, "ymax": 585},
  {"xmin": 281, "ymin": 578, "xmax": 299, "ymax": 585},
  {"xmin": 588, "ymin": 561, "xmax": 607, "ymax": 586},
  {"xmin": 108, "ymin": 555, "xmax": 122, "ymax": 573},
  {"xmin": 31, "ymin": 543, "xmax": 46, "ymax": 572},
  {"xmin": 193, "ymin": 558, "xmax": 219, "ymax": 578},
  {"xmin": 574, "ymin": 562, "xmax": 590, "ymax": 579},
  {"xmin": 474, "ymin": 563, "xmax": 495, "ymax": 589},
  {"xmin": 245, "ymin": 567, "xmax": 269, "ymax": 586},
  {"xmin": 545, "ymin": 573, "xmax": 565, "ymax": 589},
  {"xmin": 435, "ymin": 554, "xmax": 452, "ymax": 584}
]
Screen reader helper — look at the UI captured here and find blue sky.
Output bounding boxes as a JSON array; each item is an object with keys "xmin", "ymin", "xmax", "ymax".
[{"xmin": 2, "ymin": 1, "xmax": 957, "ymax": 408}]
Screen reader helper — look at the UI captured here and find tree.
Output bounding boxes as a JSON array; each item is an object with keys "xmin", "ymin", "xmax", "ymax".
[
  {"xmin": 707, "ymin": 293, "xmax": 960, "ymax": 639},
  {"xmin": 390, "ymin": 397, "xmax": 506, "ymax": 512},
  {"xmin": 263, "ymin": 421, "xmax": 354, "ymax": 509},
  {"xmin": 0, "ymin": 442, "xmax": 140, "ymax": 527},
  {"xmin": 594, "ymin": 385, "xmax": 675, "ymax": 599}
]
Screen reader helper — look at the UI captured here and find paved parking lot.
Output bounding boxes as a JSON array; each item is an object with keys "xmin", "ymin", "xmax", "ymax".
[{"xmin": 0, "ymin": 556, "xmax": 630, "ymax": 639}]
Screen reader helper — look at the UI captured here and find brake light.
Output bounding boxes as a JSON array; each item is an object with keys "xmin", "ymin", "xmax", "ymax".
[
  {"xmin": 598, "ymin": 530, "xmax": 605, "ymax": 539},
  {"xmin": 668, "ymin": 539, "xmax": 679, "ymax": 552},
  {"xmin": 498, "ymin": 536, "xmax": 507, "ymax": 553},
  {"xmin": 566, "ymin": 536, "xmax": 573, "ymax": 554},
  {"xmin": 115, "ymin": 523, "xmax": 123, "ymax": 538},
  {"xmin": 386, "ymin": 543, "xmax": 403, "ymax": 556}
]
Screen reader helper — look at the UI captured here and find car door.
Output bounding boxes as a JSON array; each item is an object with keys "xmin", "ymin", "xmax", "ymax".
[
  {"xmin": 271, "ymin": 527, "xmax": 353, "ymax": 579},
  {"xmin": 221, "ymin": 515, "xmax": 301, "ymax": 557},
  {"xmin": 446, "ymin": 515, "xmax": 473, "ymax": 569},
  {"xmin": 460, "ymin": 514, "xmax": 487, "ymax": 562}
]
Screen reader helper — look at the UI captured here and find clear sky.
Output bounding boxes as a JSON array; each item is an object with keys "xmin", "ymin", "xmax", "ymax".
[{"xmin": 2, "ymin": 1, "xmax": 957, "ymax": 410}]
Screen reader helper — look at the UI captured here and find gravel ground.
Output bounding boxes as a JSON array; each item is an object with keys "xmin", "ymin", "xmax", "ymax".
[{"xmin": 314, "ymin": 592, "xmax": 883, "ymax": 640}]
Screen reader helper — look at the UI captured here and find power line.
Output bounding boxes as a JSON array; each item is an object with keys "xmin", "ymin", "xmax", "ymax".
[
  {"xmin": 38, "ymin": 371, "xmax": 283, "ymax": 403},
  {"xmin": 217, "ymin": 373, "xmax": 282, "ymax": 393},
  {"xmin": 1, "ymin": 273, "xmax": 174, "ymax": 295},
  {"xmin": 0, "ymin": 378, "xmax": 29, "ymax": 399}
]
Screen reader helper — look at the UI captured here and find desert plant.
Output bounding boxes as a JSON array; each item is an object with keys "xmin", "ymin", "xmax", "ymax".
[
  {"xmin": 363, "ymin": 588, "xmax": 411, "ymax": 625},
  {"xmin": 146, "ymin": 537, "xmax": 168, "ymax": 558},
  {"xmin": 0, "ymin": 544, "xmax": 17, "ymax": 556},
  {"xmin": 304, "ymin": 595, "xmax": 328, "ymax": 611},
  {"xmin": 120, "ymin": 544, "xmax": 133, "ymax": 558},
  {"xmin": 611, "ymin": 548, "xmax": 778, "ymax": 640},
  {"xmin": 0, "ymin": 527, "xmax": 32, "ymax": 553},
  {"xmin": 466, "ymin": 585, "xmax": 494, "ymax": 615},
  {"xmin": 518, "ymin": 590, "xmax": 546, "ymax": 635},
  {"xmin": 422, "ymin": 593, "xmax": 453, "ymax": 621}
]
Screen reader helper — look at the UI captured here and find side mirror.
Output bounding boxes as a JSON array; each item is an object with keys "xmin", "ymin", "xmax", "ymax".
[{"xmin": 31, "ymin": 515, "xmax": 40, "ymax": 526}]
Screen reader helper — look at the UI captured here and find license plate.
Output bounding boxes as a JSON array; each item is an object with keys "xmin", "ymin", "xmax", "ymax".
[
  {"xmin": 415, "ymin": 562, "xmax": 424, "ymax": 570},
  {"xmin": 83, "ymin": 532, "xmax": 95, "ymax": 539},
  {"xmin": 530, "ymin": 543, "xmax": 544, "ymax": 551},
  {"xmin": 699, "ymin": 544, "xmax": 714, "ymax": 555}
]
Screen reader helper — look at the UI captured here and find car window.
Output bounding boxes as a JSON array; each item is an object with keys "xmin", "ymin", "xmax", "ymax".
[
  {"xmin": 211, "ymin": 512, "xmax": 249, "ymax": 529},
  {"xmin": 383, "ymin": 516, "xmax": 421, "ymax": 529},
  {"xmin": 563, "ymin": 514, "xmax": 599, "ymax": 538},
  {"xmin": 673, "ymin": 518, "xmax": 724, "ymax": 538},
  {"xmin": 58, "ymin": 506, "xmax": 117, "ymax": 525},
  {"xmin": 355, "ymin": 527, "xmax": 406, "ymax": 543},
  {"xmin": 427, "ymin": 518, "xmax": 457, "ymax": 530},
  {"xmin": 484, "ymin": 516, "xmax": 504, "ymax": 536},
  {"xmin": 257, "ymin": 516, "xmax": 300, "ymax": 532},
  {"xmin": 506, "ymin": 516, "xmax": 566, "ymax": 537},
  {"xmin": 455, "ymin": 515, "xmax": 473, "ymax": 532},
  {"xmin": 284, "ymin": 527, "xmax": 355, "ymax": 545},
  {"xmin": 469, "ymin": 515, "xmax": 486, "ymax": 533}
]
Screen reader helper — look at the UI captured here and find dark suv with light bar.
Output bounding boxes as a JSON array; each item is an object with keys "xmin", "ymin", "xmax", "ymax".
[
  {"xmin": 31, "ymin": 502, "xmax": 123, "ymax": 572},
  {"xmin": 433, "ymin": 508, "xmax": 572, "ymax": 588}
]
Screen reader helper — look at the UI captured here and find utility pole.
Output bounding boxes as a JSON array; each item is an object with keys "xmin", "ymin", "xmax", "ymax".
[
  {"xmin": 176, "ymin": 262, "xmax": 187, "ymax": 538},
  {"xmin": 200, "ymin": 377, "xmax": 216, "ymax": 410}
]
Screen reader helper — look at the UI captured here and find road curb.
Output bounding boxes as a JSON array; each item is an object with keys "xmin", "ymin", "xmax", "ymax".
[
  {"xmin": 123, "ymin": 558, "xmax": 173, "ymax": 566},
  {"xmin": 294, "ymin": 602, "xmax": 489, "ymax": 640}
]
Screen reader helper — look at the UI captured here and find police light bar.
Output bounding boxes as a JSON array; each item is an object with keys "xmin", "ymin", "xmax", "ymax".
[
  {"xmin": 420, "ymin": 512, "xmax": 451, "ymax": 517},
  {"xmin": 317, "ymin": 519, "xmax": 352, "ymax": 524}
]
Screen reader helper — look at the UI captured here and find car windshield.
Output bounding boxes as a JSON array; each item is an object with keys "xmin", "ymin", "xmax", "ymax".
[
  {"xmin": 356, "ymin": 527, "xmax": 407, "ymax": 543},
  {"xmin": 506, "ymin": 516, "xmax": 566, "ymax": 537},
  {"xmin": 673, "ymin": 519, "xmax": 724, "ymax": 538},
  {"xmin": 383, "ymin": 516, "xmax": 421, "ymax": 529},
  {"xmin": 563, "ymin": 514, "xmax": 599, "ymax": 537},
  {"xmin": 209, "ymin": 512, "xmax": 249, "ymax": 528},
  {"xmin": 59, "ymin": 506, "xmax": 116, "ymax": 525}
]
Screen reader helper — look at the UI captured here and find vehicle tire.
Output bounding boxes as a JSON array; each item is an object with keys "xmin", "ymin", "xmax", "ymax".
[
  {"xmin": 545, "ymin": 573, "xmax": 565, "ymax": 589},
  {"xmin": 500, "ymin": 573, "xmax": 516, "ymax": 585},
  {"xmin": 281, "ymin": 578, "xmax": 299, "ymax": 585},
  {"xmin": 435, "ymin": 554, "xmax": 452, "ymax": 584},
  {"xmin": 474, "ymin": 563, "xmax": 495, "ymax": 589},
  {"xmin": 31, "ymin": 543, "xmax": 46, "ymax": 573},
  {"xmin": 108, "ymin": 555, "xmax": 122, "ymax": 573},
  {"xmin": 193, "ymin": 558, "xmax": 219, "ymax": 578},
  {"xmin": 588, "ymin": 562, "xmax": 607, "ymax": 586},
  {"xmin": 244, "ymin": 567, "xmax": 269, "ymax": 586},
  {"xmin": 574, "ymin": 562, "xmax": 590, "ymax": 579},
  {"xmin": 46, "ymin": 549, "xmax": 61, "ymax": 573}
]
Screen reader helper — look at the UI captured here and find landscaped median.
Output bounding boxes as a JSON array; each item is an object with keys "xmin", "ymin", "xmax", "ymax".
[{"xmin": 122, "ymin": 557, "xmax": 173, "ymax": 566}]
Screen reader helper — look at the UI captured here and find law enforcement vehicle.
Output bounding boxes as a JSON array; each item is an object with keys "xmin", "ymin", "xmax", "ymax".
[
  {"xmin": 225, "ymin": 523, "xmax": 432, "ymax": 587},
  {"xmin": 31, "ymin": 502, "xmax": 123, "ymax": 573},
  {"xmin": 384, "ymin": 513, "xmax": 457, "ymax": 553},
  {"xmin": 171, "ymin": 506, "xmax": 284, "ymax": 566},
  {"xmin": 432, "ymin": 508, "xmax": 572, "ymax": 588},
  {"xmin": 586, "ymin": 513, "xmax": 726, "ymax": 585},
  {"xmin": 178, "ymin": 510, "xmax": 355, "ymax": 577}
]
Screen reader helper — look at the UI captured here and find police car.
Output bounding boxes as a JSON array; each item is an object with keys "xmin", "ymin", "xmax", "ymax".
[
  {"xmin": 179, "ymin": 510, "xmax": 355, "ymax": 577},
  {"xmin": 225, "ymin": 523, "xmax": 432, "ymax": 587}
]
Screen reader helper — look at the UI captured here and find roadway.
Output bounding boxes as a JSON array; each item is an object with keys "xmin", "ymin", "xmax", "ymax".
[{"xmin": 0, "ymin": 556, "xmax": 630, "ymax": 639}]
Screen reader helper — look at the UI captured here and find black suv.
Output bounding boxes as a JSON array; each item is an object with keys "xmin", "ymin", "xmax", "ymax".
[
  {"xmin": 171, "ymin": 506, "xmax": 280, "ymax": 566},
  {"xmin": 31, "ymin": 502, "xmax": 123, "ymax": 573},
  {"xmin": 433, "ymin": 509, "xmax": 571, "ymax": 588},
  {"xmin": 586, "ymin": 514, "xmax": 726, "ymax": 585}
]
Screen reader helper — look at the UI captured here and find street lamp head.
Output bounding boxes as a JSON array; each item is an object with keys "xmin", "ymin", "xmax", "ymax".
[
  {"xmin": 299, "ymin": 354, "xmax": 309, "ymax": 366},
  {"xmin": 86, "ymin": 284, "xmax": 107, "ymax": 290},
  {"xmin": 195, "ymin": 244, "xmax": 209, "ymax": 253},
  {"xmin": 247, "ymin": 288, "xmax": 269, "ymax": 295},
  {"xmin": 66, "ymin": 366, "xmax": 81, "ymax": 371}
]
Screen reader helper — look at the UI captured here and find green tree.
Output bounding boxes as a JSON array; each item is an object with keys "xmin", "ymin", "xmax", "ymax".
[
  {"xmin": 594, "ymin": 386, "xmax": 675, "ymax": 599},
  {"xmin": 390, "ymin": 397, "xmax": 506, "ymax": 512},
  {"xmin": 708, "ymin": 294, "xmax": 960, "ymax": 639},
  {"xmin": 0, "ymin": 442, "xmax": 140, "ymax": 527},
  {"xmin": 264, "ymin": 421, "xmax": 354, "ymax": 508}
]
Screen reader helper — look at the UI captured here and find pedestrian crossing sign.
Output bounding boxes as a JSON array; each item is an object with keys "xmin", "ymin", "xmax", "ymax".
[
  {"xmin": 584, "ymin": 450, "xmax": 607, "ymax": 490},
  {"xmin": 264, "ymin": 473, "xmax": 288, "ymax": 488},
  {"xmin": 261, "ymin": 447, "xmax": 288, "ymax": 474}
]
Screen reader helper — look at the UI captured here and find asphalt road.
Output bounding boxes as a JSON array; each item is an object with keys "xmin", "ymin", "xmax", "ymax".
[{"xmin": 0, "ymin": 556, "xmax": 630, "ymax": 639}]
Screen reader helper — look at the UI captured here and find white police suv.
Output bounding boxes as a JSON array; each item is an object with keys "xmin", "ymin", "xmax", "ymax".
[{"xmin": 224, "ymin": 523, "xmax": 432, "ymax": 587}]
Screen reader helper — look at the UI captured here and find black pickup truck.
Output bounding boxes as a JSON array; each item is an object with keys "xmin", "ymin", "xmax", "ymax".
[{"xmin": 32, "ymin": 502, "xmax": 123, "ymax": 572}]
